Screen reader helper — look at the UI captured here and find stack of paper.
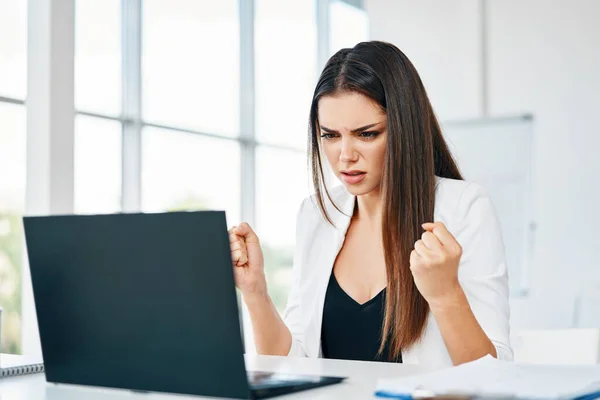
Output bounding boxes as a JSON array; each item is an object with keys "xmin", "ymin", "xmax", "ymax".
[{"xmin": 376, "ymin": 355, "xmax": 600, "ymax": 399}]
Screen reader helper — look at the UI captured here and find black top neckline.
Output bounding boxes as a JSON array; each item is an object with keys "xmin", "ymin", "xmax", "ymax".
[{"xmin": 330, "ymin": 272, "xmax": 386, "ymax": 309}]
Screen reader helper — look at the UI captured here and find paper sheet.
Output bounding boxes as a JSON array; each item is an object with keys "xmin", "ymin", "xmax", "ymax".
[{"xmin": 376, "ymin": 355, "xmax": 600, "ymax": 399}]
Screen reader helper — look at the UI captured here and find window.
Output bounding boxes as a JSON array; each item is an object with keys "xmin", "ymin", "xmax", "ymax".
[
  {"xmin": 75, "ymin": 0, "xmax": 121, "ymax": 116},
  {"xmin": 255, "ymin": 0, "xmax": 317, "ymax": 149},
  {"xmin": 74, "ymin": 0, "xmax": 123, "ymax": 215},
  {"xmin": 74, "ymin": 116, "xmax": 122, "ymax": 214},
  {"xmin": 0, "ymin": 102, "xmax": 26, "ymax": 353},
  {"xmin": 0, "ymin": 0, "xmax": 27, "ymax": 354},
  {"xmin": 143, "ymin": 0, "xmax": 240, "ymax": 136},
  {"xmin": 142, "ymin": 128, "xmax": 241, "ymax": 225},
  {"xmin": 256, "ymin": 147, "xmax": 309, "ymax": 312},
  {"xmin": 0, "ymin": 0, "xmax": 27, "ymax": 100},
  {"xmin": 253, "ymin": 0, "xmax": 320, "ymax": 313},
  {"xmin": 141, "ymin": 0, "xmax": 242, "ymax": 224},
  {"xmin": 18, "ymin": 0, "xmax": 368, "ymax": 355}
]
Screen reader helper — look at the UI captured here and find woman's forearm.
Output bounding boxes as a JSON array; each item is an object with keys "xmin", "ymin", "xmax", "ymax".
[
  {"xmin": 244, "ymin": 293, "xmax": 292, "ymax": 356},
  {"xmin": 429, "ymin": 286, "xmax": 497, "ymax": 365}
]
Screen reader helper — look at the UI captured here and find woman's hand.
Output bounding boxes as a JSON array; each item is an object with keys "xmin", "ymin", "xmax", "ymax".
[
  {"xmin": 229, "ymin": 223, "xmax": 292, "ymax": 356},
  {"xmin": 229, "ymin": 222, "xmax": 267, "ymax": 299},
  {"xmin": 410, "ymin": 222, "xmax": 464, "ymax": 309}
]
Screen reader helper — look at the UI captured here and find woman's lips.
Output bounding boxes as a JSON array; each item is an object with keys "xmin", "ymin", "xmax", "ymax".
[{"xmin": 341, "ymin": 171, "xmax": 366, "ymax": 184}]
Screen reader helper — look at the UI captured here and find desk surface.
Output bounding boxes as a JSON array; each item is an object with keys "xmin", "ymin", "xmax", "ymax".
[{"xmin": 0, "ymin": 354, "xmax": 430, "ymax": 399}]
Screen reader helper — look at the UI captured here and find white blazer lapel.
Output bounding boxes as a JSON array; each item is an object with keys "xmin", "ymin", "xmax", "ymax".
[{"xmin": 307, "ymin": 189, "xmax": 355, "ymax": 358}]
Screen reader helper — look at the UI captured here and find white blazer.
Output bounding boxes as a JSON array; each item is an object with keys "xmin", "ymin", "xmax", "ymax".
[{"xmin": 282, "ymin": 177, "xmax": 513, "ymax": 368}]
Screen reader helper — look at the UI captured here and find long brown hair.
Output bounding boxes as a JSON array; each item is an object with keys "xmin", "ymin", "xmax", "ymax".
[{"xmin": 308, "ymin": 41, "xmax": 463, "ymax": 361}]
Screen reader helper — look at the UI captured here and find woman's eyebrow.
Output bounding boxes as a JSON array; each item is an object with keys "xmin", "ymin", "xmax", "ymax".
[{"xmin": 320, "ymin": 122, "xmax": 383, "ymax": 134}]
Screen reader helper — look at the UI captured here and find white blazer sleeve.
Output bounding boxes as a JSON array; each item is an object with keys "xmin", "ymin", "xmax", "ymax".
[
  {"xmin": 282, "ymin": 199, "xmax": 310, "ymax": 357},
  {"xmin": 453, "ymin": 183, "xmax": 513, "ymax": 361}
]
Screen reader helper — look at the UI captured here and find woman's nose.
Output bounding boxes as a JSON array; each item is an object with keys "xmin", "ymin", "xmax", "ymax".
[{"xmin": 339, "ymin": 139, "xmax": 358, "ymax": 162}]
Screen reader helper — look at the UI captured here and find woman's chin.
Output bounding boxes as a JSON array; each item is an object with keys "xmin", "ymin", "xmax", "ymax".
[{"xmin": 340, "ymin": 181, "xmax": 379, "ymax": 197}]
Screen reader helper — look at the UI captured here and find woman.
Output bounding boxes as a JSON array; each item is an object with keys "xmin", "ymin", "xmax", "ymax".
[{"xmin": 229, "ymin": 41, "xmax": 511, "ymax": 367}]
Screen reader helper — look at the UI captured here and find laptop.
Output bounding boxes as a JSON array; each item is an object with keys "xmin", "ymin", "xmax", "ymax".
[{"xmin": 24, "ymin": 211, "xmax": 345, "ymax": 399}]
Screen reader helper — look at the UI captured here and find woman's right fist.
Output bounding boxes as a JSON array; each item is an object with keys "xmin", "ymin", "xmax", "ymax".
[{"xmin": 228, "ymin": 222, "xmax": 267, "ymax": 298}]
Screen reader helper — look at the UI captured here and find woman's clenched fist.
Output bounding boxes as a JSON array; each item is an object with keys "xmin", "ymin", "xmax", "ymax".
[{"xmin": 229, "ymin": 222, "xmax": 267, "ymax": 298}]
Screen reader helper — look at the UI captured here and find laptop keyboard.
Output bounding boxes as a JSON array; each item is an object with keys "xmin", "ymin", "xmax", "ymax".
[
  {"xmin": 247, "ymin": 371, "xmax": 322, "ymax": 388},
  {"xmin": 247, "ymin": 371, "xmax": 275, "ymax": 385}
]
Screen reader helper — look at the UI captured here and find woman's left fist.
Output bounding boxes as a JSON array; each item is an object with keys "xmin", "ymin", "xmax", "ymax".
[{"xmin": 410, "ymin": 222, "xmax": 463, "ymax": 306}]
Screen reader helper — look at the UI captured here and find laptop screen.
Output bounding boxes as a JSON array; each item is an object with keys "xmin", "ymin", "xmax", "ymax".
[{"xmin": 24, "ymin": 211, "xmax": 251, "ymax": 399}]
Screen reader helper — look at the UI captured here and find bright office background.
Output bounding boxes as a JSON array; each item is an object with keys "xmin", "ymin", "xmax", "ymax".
[
  {"xmin": 0, "ymin": 0, "xmax": 368, "ymax": 355},
  {"xmin": 1, "ymin": 0, "xmax": 600, "ymax": 357}
]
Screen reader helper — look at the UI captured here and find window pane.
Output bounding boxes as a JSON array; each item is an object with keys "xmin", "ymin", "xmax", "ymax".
[
  {"xmin": 74, "ymin": 115, "xmax": 122, "ymax": 214},
  {"xmin": 0, "ymin": 102, "xmax": 26, "ymax": 354},
  {"xmin": 256, "ymin": 146, "xmax": 309, "ymax": 313},
  {"xmin": 75, "ymin": 0, "xmax": 121, "ymax": 115},
  {"xmin": 143, "ymin": 0, "xmax": 239, "ymax": 136},
  {"xmin": 142, "ymin": 127, "xmax": 241, "ymax": 226},
  {"xmin": 329, "ymin": 0, "xmax": 369, "ymax": 55},
  {"xmin": 0, "ymin": 0, "xmax": 27, "ymax": 99},
  {"xmin": 255, "ymin": 0, "xmax": 316, "ymax": 149}
]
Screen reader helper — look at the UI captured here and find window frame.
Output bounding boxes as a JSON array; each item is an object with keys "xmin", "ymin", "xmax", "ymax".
[{"xmin": 14, "ymin": 0, "xmax": 367, "ymax": 355}]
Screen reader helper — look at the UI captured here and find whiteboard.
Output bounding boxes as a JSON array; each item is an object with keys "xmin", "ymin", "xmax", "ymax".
[{"xmin": 441, "ymin": 115, "xmax": 534, "ymax": 295}]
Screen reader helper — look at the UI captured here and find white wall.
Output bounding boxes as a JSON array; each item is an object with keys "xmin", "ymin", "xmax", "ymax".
[
  {"xmin": 366, "ymin": 0, "xmax": 600, "ymax": 328},
  {"xmin": 366, "ymin": 0, "xmax": 482, "ymax": 120},
  {"xmin": 487, "ymin": 0, "xmax": 600, "ymax": 297}
]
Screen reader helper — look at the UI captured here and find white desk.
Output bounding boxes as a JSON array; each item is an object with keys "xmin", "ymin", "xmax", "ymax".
[{"xmin": 0, "ymin": 355, "xmax": 430, "ymax": 399}]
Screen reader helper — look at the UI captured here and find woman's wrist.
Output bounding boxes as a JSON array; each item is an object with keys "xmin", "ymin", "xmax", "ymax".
[
  {"xmin": 242, "ymin": 290, "xmax": 271, "ymax": 309},
  {"xmin": 427, "ymin": 280, "xmax": 469, "ymax": 315}
]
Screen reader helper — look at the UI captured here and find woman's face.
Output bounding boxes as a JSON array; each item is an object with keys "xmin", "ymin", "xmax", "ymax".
[{"xmin": 318, "ymin": 91, "xmax": 387, "ymax": 197}]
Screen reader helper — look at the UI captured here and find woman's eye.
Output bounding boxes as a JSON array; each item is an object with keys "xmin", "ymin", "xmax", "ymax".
[
  {"xmin": 320, "ymin": 133, "xmax": 337, "ymax": 140},
  {"xmin": 360, "ymin": 131, "xmax": 380, "ymax": 139}
]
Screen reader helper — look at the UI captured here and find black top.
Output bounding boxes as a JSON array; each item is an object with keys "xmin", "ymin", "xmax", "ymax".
[{"xmin": 320, "ymin": 272, "xmax": 402, "ymax": 363}]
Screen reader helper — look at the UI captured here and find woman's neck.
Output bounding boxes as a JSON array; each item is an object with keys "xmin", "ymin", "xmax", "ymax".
[{"xmin": 355, "ymin": 188, "xmax": 383, "ymax": 224}]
